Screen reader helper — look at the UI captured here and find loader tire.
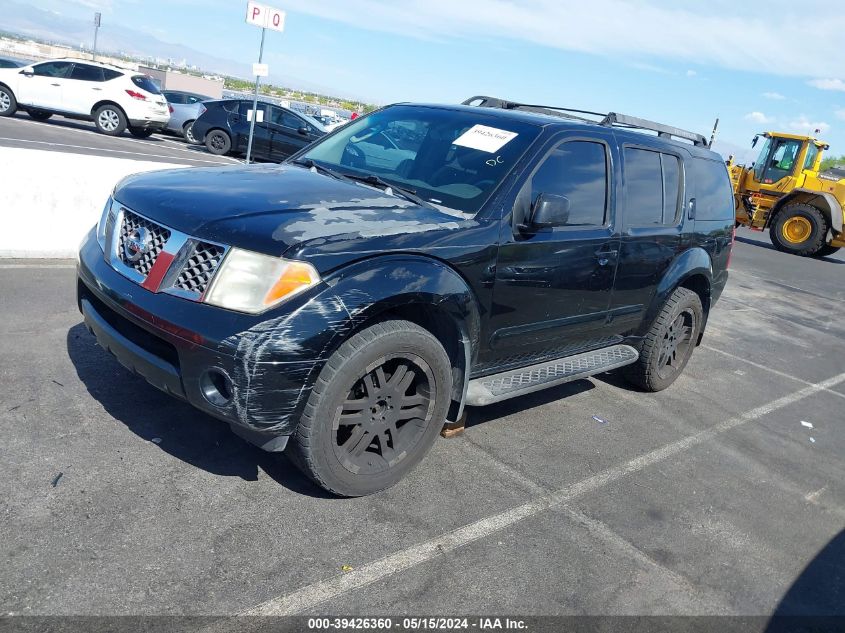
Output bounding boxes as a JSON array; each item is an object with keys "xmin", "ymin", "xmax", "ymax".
[{"xmin": 769, "ymin": 204, "xmax": 828, "ymax": 256}]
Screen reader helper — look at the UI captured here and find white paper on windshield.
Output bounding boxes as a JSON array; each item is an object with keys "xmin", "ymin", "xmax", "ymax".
[
  {"xmin": 247, "ymin": 109, "xmax": 264, "ymax": 123},
  {"xmin": 453, "ymin": 125, "xmax": 518, "ymax": 153}
]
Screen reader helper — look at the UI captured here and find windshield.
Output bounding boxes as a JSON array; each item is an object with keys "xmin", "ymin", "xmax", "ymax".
[{"xmin": 298, "ymin": 105, "xmax": 542, "ymax": 213}]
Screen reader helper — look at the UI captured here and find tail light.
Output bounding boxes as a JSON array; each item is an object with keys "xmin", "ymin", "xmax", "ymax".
[
  {"xmin": 126, "ymin": 90, "xmax": 148, "ymax": 101},
  {"xmin": 168, "ymin": 104, "xmax": 174, "ymax": 114}
]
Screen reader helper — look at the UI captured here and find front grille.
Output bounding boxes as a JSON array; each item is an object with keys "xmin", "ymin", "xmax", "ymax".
[
  {"xmin": 118, "ymin": 209, "xmax": 171, "ymax": 277},
  {"xmin": 173, "ymin": 242, "xmax": 226, "ymax": 296}
]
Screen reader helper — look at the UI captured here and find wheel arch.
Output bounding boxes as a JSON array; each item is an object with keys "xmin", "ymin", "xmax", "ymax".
[
  {"xmin": 641, "ymin": 247, "xmax": 713, "ymax": 344},
  {"xmin": 765, "ymin": 190, "xmax": 843, "ymax": 235},
  {"xmin": 90, "ymin": 100, "xmax": 126, "ymax": 118}
]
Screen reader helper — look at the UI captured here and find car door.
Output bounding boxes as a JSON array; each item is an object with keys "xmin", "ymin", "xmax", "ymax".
[
  {"xmin": 268, "ymin": 107, "xmax": 311, "ymax": 160},
  {"xmin": 485, "ymin": 134, "xmax": 621, "ymax": 367},
  {"xmin": 237, "ymin": 101, "xmax": 271, "ymax": 156},
  {"xmin": 606, "ymin": 143, "xmax": 686, "ymax": 335},
  {"xmin": 63, "ymin": 63, "xmax": 108, "ymax": 115},
  {"xmin": 16, "ymin": 61, "xmax": 73, "ymax": 109}
]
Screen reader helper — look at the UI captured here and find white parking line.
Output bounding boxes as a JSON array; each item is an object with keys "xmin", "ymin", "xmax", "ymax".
[
  {"xmin": 704, "ymin": 345, "xmax": 845, "ymax": 400},
  {"xmin": 0, "ymin": 137, "xmax": 228, "ymax": 165},
  {"xmin": 241, "ymin": 370, "xmax": 845, "ymax": 615}
]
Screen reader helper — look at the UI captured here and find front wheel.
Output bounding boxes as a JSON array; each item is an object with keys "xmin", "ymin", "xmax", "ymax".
[
  {"xmin": 0, "ymin": 85, "xmax": 17, "ymax": 116},
  {"xmin": 205, "ymin": 129, "xmax": 231, "ymax": 155},
  {"xmin": 286, "ymin": 320, "xmax": 452, "ymax": 496},
  {"xmin": 769, "ymin": 204, "xmax": 828, "ymax": 256},
  {"xmin": 94, "ymin": 104, "xmax": 127, "ymax": 136},
  {"xmin": 624, "ymin": 287, "xmax": 703, "ymax": 392},
  {"xmin": 128, "ymin": 127, "xmax": 154, "ymax": 138}
]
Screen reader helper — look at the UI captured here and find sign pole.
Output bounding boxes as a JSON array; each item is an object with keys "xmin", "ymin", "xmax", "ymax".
[
  {"xmin": 245, "ymin": 26, "xmax": 266, "ymax": 165},
  {"xmin": 92, "ymin": 12, "xmax": 101, "ymax": 61}
]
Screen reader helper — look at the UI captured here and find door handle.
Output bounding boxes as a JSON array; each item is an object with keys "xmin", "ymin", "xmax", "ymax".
[
  {"xmin": 50, "ymin": 83, "xmax": 60, "ymax": 87},
  {"xmin": 595, "ymin": 248, "xmax": 618, "ymax": 266},
  {"xmin": 92, "ymin": 87, "xmax": 102, "ymax": 91}
]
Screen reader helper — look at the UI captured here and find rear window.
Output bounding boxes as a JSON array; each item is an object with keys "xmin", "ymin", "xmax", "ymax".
[
  {"xmin": 693, "ymin": 159, "xmax": 734, "ymax": 221},
  {"xmin": 131, "ymin": 75, "xmax": 161, "ymax": 95}
]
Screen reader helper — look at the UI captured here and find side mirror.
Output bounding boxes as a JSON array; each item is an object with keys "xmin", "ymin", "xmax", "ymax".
[
  {"xmin": 20, "ymin": 70, "xmax": 33, "ymax": 77},
  {"xmin": 751, "ymin": 136, "xmax": 758, "ymax": 148},
  {"xmin": 527, "ymin": 193, "xmax": 571, "ymax": 229},
  {"xmin": 298, "ymin": 126, "xmax": 309, "ymax": 136}
]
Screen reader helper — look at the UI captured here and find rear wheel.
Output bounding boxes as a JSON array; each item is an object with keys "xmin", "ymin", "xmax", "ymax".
[
  {"xmin": 0, "ymin": 85, "xmax": 17, "ymax": 116},
  {"xmin": 205, "ymin": 129, "xmax": 231, "ymax": 155},
  {"xmin": 286, "ymin": 320, "xmax": 452, "ymax": 496},
  {"xmin": 769, "ymin": 204, "xmax": 828, "ymax": 256},
  {"xmin": 28, "ymin": 109, "xmax": 52, "ymax": 121},
  {"xmin": 94, "ymin": 104, "xmax": 127, "ymax": 136},
  {"xmin": 624, "ymin": 287, "xmax": 703, "ymax": 392},
  {"xmin": 128, "ymin": 127, "xmax": 154, "ymax": 138},
  {"xmin": 183, "ymin": 120, "xmax": 197, "ymax": 144}
]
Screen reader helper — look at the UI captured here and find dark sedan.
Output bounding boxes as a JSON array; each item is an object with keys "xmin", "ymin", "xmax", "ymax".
[{"xmin": 191, "ymin": 99, "xmax": 326, "ymax": 162}]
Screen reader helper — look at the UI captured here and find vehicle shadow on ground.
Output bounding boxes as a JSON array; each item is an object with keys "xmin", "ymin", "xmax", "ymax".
[
  {"xmin": 464, "ymin": 380, "xmax": 596, "ymax": 429},
  {"xmin": 65, "ymin": 322, "xmax": 334, "ymax": 499},
  {"xmin": 735, "ymin": 235, "xmax": 845, "ymax": 264},
  {"xmin": 14, "ymin": 113, "xmax": 174, "ymax": 141},
  {"xmin": 765, "ymin": 528, "xmax": 845, "ymax": 630}
]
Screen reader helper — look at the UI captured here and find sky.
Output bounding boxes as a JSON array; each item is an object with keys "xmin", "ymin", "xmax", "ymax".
[{"xmin": 15, "ymin": 0, "xmax": 845, "ymax": 160}]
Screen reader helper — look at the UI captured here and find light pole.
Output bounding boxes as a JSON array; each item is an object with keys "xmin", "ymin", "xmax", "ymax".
[{"xmin": 92, "ymin": 12, "xmax": 101, "ymax": 61}]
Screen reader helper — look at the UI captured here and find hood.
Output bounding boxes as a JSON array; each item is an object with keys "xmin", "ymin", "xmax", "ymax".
[{"xmin": 113, "ymin": 164, "xmax": 470, "ymax": 259}]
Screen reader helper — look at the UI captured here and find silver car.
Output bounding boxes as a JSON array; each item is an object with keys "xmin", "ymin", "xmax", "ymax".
[{"xmin": 161, "ymin": 90, "xmax": 212, "ymax": 143}]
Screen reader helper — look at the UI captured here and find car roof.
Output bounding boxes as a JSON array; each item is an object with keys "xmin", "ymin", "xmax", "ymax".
[
  {"xmin": 45, "ymin": 57, "xmax": 139, "ymax": 73},
  {"xmin": 402, "ymin": 103, "xmax": 723, "ymax": 160}
]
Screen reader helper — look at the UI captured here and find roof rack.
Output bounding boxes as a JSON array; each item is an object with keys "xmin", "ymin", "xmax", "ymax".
[{"xmin": 462, "ymin": 96, "xmax": 709, "ymax": 148}]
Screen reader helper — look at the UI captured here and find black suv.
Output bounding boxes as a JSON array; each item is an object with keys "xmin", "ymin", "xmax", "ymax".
[
  {"xmin": 77, "ymin": 96, "xmax": 734, "ymax": 496},
  {"xmin": 191, "ymin": 99, "xmax": 326, "ymax": 161}
]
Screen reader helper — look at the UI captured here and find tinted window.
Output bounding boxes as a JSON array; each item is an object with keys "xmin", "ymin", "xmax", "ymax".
[
  {"xmin": 239, "ymin": 101, "xmax": 267, "ymax": 122},
  {"xmin": 32, "ymin": 62, "xmax": 72, "ymax": 78},
  {"xmin": 70, "ymin": 64, "xmax": 104, "ymax": 82},
  {"xmin": 530, "ymin": 141, "xmax": 608, "ymax": 226},
  {"xmin": 186, "ymin": 94, "xmax": 209, "ymax": 104},
  {"xmin": 270, "ymin": 107, "xmax": 302, "ymax": 129},
  {"xmin": 804, "ymin": 143, "xmax": 820, "ymax": 170},
  {"xmin": 102, "ymin": 68, "xmax": 122, "ymax": 81},
  {"xmin": 624, "ymin": 148, "xmax": 682, "ymax": 225},
  {"xmin": 693, "ymin": 159, "xmax": 734, "ymax": 221},
  {"xmin": 131, "ymin": 75, "xmax": 161, "ymax": 94},
  {"xmin": 0, "ymin": 59, "xmax": 24, "ymax": 69},
  {"xmin": 162, "ymin": 91, "xmax": 186, "ymax": 104}
]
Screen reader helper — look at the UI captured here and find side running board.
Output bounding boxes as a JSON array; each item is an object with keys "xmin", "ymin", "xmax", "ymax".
[{"xmin": 466, "ymin": 344, "xmax": 639, "ymax": 406}]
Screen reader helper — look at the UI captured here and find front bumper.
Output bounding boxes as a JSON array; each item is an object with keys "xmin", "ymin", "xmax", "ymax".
[{"xmin": 76, "ymin": 229, "xmax": 341, "ymax": 451}]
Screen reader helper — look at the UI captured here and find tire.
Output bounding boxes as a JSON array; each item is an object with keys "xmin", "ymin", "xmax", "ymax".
[
  {"xmin": 624, "ymin": 287, "xmax": 703, "ymax": 392},
  {"xmin": 287, "ymin": 320, "xmax": 452, "ymax": 497},
  {"xmin": 814, "ymin": 244, "xmax": 840, "ymax": 258},
  {"xmin": 205, "ymin": 129, "xmax": 231, "ymax": 155},
  {"xmin": 0, "ymin": 84, "xmax": 17, "ymax": 116},
  {"xmin": 94, "ymin": 104, "xmax": 127, "ymax": 136},
  {"xmin": 28, "ymin": 109, "xmax": 52, "ymax": 121},
  {"xmin": 182, "ymin": 121, "xmax": 198, "ymax": 144},
  {"xmin": 769, "ymin": 204, "xmax": 828, "ymax": 256},
  {"xmin": 128, "ymin": 127, "xmax": 154, "ymax": 139}
]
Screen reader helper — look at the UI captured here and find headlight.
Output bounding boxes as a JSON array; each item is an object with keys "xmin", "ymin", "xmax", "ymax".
[
  {"xmin": 204, "ymin": 248, "xmax": 321, "ymax": 314},
  {"xmin": 96, "ymin": 197, "xmax": 115, "ymax": 252}
]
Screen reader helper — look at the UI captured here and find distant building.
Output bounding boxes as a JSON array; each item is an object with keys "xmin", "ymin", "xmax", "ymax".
[{"xmin": 140, "ymin": 66, "xmax": 223, "ymax": 99}]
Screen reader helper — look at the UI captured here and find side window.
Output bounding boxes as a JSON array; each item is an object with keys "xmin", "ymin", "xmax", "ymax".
[
  {"xmin": 69, "ymin": 64, "xmax": 104, "ymax": 82},
  {"xmin": 530, "ymin": 141, "xmax": 608, "ymax": 227},
  {"xmin": 163, "ymin": 92, "xmax": 185, "ymax": 104},
  {"xmin": 32, "ymin": 62, "xmax": 72, "ymax": 78},
  {"xmin": 804, "ymin": 144, "xmax": 820, "ymax": 171},
  {"xmin": 240, "ymin": 102, "xmax": 266, "ymax": 122},
  {"xmin": 762, "ymin": 139, "xmax": 801, "ymax": 183},
  {"xmin": 693, "ymin": 159, "xmax": 735, "ymax": 221},
  {"xmin": 271, "ymin": 108, "xmax": 303, "ymax": 129},
  {"xmin": 102, "ymin": 69, "xmax": 123, "ymax": 81},
  {"xmin": 624, "ymin": 148, "xmax": 682, "ymax": 226},
  {"xmin": 186, "ymin": 94, "xmax": 206, "ymax": 105}
]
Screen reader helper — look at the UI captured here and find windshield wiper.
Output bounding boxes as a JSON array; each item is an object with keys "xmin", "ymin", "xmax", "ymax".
[
  {"xmin": 345, "ymin": 173, "xmax": 436, "ymax": 209},
  {"xmin": 291, "ymin": 158, "xmax": 352, "ymax": 183}
]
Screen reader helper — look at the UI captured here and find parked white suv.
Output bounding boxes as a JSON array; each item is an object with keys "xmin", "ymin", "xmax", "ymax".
[{"xmin": 0, "ymin": 58, "xmax": 170, "ymax": 137}]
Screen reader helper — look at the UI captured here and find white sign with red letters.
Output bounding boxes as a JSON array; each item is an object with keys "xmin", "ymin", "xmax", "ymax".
[{"xmin": 246, "ymin": 1, "xmax": 286, "ymax": 32}]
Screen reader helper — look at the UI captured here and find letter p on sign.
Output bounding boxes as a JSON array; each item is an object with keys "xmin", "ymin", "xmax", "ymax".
[{"xmin": 246, "ymin": 0, "xmax": 286, "ymax": 32}]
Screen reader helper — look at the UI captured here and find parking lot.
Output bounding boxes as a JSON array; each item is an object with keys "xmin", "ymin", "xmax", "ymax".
[{"xmin": 1, "ymin": 214, "xmax": 844, "ymax": 622}]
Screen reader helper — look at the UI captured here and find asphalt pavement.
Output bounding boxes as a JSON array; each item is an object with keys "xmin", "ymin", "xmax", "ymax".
[
  {"xmin": 1, "ymin": 228, "xmax": 843, "ymax": 621},
  {"xmin": 0, "ymin": 112, "xmax": 240, "ymax": 167}
]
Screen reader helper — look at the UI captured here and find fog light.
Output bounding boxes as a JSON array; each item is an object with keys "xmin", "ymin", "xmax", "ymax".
[{"xmin": 200, "ymin": 368, "xmax": 233, "ymax": 407}]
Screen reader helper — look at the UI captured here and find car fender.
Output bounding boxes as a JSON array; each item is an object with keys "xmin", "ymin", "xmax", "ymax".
[
  {"xmin": 224, "ymin": 254, "xmax": 481, "ymax": 434},
  {"xmin": 639, "ymin": 247, "xmax": 713, "ymax": 336}
]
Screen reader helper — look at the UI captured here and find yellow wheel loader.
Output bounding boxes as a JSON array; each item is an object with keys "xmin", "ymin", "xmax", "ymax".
[{"xmin": 728, "ymin": 132, "xmax": 845, "ymax": 257}]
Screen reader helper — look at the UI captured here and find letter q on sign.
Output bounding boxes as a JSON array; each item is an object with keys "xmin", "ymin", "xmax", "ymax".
[{"xmin": 246, "ymin": 0, "xmax": 286, "ymax": 32}]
